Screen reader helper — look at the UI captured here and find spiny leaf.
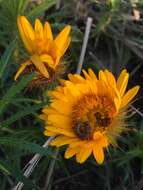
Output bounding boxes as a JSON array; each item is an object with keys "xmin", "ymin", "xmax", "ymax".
[
  {"xmin": 1, "ymin": 103, "xmax": 45, "ymax": 128},
  {"xmin": 17, "ymin": 0, "xmax": 29, "ymax": 14},
  {"xmin": 0, "ymin": 137, "xmax": 51, "ymax": 156},
  {"xmin": 0, "ymin": 159, "xmax": 35, "ymax": 188},
  {"xmin": 0, "ymin": 38, "xmax": 17, "ymax": 78},
  {"xmin": 28, "ymin": 0, "xmax": 57, "ymax": 19},
  {"xmin": 0, "ymin": 74, "xmax": 34, "ymax": 114}
]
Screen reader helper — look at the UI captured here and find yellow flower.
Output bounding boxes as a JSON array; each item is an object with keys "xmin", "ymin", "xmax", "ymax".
[
  {"xmin": 40, "ymin": 69, "xmax": 140, "ymax": 164},
  {"xmin": 15, "ymin": 16, "xmax": 71, "ymax": 86}
]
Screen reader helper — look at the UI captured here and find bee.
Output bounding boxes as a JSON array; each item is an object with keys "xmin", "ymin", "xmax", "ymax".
[{"xmin": 73, "ymin": 121, "xmax": 91, "ymax": 140}]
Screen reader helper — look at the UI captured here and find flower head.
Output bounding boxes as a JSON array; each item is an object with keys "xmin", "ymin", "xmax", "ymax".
[
  {"xmin": 40, "ymin": 69, "xmax": 139, "ymax": 164},
  {"xmin": 15, "ymin": 16, "xmax": 71, "ymax": 86}
]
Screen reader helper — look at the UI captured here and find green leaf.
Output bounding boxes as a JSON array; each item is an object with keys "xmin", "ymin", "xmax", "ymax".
[
  {"xmin": 0, "ymin": 163, "xmax": 10, "ymax": 174},
  {"xmin": 110, "ymin": 0, "xmax": 121, "ymax": 11},
  {"xmin": 0, "ymin": 39, "xmax": 17, "ymax": 78},
  {"xmin": 17, "ymin": 0, "xmax": 29, "ymax": 14},
  {"xmin": 0, "ymin": 74, "xmax": 34, "ymax": 114},
  {"xmin": 28, "ymin": 0, "xmax": 57, "ymax": 19},
  {"xmin": 0, "ymin": 0, "xmax": 29, "ymax": 46},
  {"xmin": 1, "ymin": 103, "xmax": 45, "ymax": 128},
  {"xmin": 0, "ymin": 159, "xmax": 35, "ymax": 188},
  {"xmin": 0, "ymin": 137, "xmax": 51, "ymax": 156},
  {"xmin": 95, "ymin": 13, "xmax": 111, "ymax": 35}
]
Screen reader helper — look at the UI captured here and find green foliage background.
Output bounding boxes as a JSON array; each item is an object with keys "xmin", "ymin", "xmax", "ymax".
[{"xmin": 0, "ymin": 0, "xmax": 143, "ymax": 189}]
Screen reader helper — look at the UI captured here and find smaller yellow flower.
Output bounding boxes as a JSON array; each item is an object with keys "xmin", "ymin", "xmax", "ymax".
[
  {"xmin": 15, "ymin": 16, "xmax": 71, "ymax": 86},
  {"xmin": 40, "ymin": 69, "xmax": 140, "ymax": 164}
]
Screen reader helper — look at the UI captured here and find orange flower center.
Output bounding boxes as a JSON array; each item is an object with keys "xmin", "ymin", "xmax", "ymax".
[{"xmin": 72, "ymin": 94, "xmax": 116, "ymax": 140}]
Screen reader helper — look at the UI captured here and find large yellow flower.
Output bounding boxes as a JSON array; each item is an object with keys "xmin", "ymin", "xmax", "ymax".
[
  {"xmin": 15, "ymin": 16, "xmax": 71, "ymax": 86},
  {"xmin": 40, "ymin": 69, "xmax": 139, "ymax": 164}
]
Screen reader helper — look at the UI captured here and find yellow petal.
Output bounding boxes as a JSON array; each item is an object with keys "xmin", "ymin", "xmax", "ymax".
[
  {"xmin": 51, "ymin": 91, "xmax": 68, "ymax": 101},
  {"xmin": 51, "ymin": 136, "xmax": 76, "ymax": 147},
  {"xmin": 48, "ymin": 114, "xmax": 71, "ymax": 128},
  {"xmin": 14, "ymin": 60, "xmax": 32, "ymax": 80},
  {"xmin": 93, "ymin": 132, "xmax": 109, "ymax": 147},
  {"xmin": 44, "ymin": 21, "xmax": 53, "ymax": 40},
  {"xmin": 68, "ymin": 73, "xmax": 85, "ymax": 84},
  {"xmin": 82, "ymin": 69, "xmax": 91, "ymax": 80},
  {"xmin": 114, "ymin": 97, "xmax": 121, "ymax": 113},
  {"xmin": 69, "ymin": 140, "xmax": 87, "ymax": 148},
  {"xmin": 98, "ymin": 70, "xmax": 107, "ymax": 82},
  {"xmin": 31, "ymin": 54, "xmax": 49, "ymax": 78},
  {"xmin": 65, "ymin": 146, "xmax": 80, "ymax": 159},
  {"xmin": 76, "ymin": 146, "xmax": 92, "ymax": 163},
  {"xmin": 58, "ymin": 36, "xmax": 71, "ymax": 59},
  {"xmin": 88, "ymin": 68, "xmax": 97, "ymax": 80},
  {"xmin": 62, "ymin": 36, "xmax": 71, "ymax": 55},
  {"xmin": 40, "ymin": 54, "xmax": 55, "ymax": 68},
  {"xmin": 93, "ymin": 146, "xmax": 104, "ymax": 164},
  {"xmin": 55, "ymin": 35, "xmax": 71, "ymax": 65},
  {"xmin": 17, "ymin": 16, "xmax": 35, "ymax": 53},
  {"xmin": 54, "ymin": 25, "xmax": 71, "ymax": 54},
  {"xmin": 18, "ymin": 16, "xmax": 35, "ymax": 39},
  {"xmin": 121, "ymin": 85, "xmax": 140, "ymax": 108},
  {"xmin": 44, "ymin": 130, "xmax": 58, "ymax": 136},
  {"xmin": 47, "ymin": 126, "xmax": 75, "ymax": 137},
  {"xmin": 104, "ymin": 70, "xmax": 116, "ymax": 87},
  {"xmin": 51, "ymin": 100, "xmax": 72, "ymax": 115},
  {"xmin": 42, "ymin": 39, "xmax": 51, "ymax": 53},
  {"xmin": 93, "ymin": 131, "xmax": 103, "ymax": 140},
  {"xmin": 48, "ymin": 41, "xmax": 59, "ymax": 60},
  {"xmin": 54, "ymin": 86, "xmax": 75, "ymax": 103},
  {"xmin": 34, "ymin": 19, "xmax": 44, "ymax": 40},
  {"xmin": 117, "ymin": 69, "xmax": 129, "ymax": 97},
  {"xmin": 85, "ymin": 81, "xmax": 97, "ymax": 94},
  {"xmin": 96, "ymin": 80, "xmax": 107, "ymax": 96},
  {"xmin": 42, "ymin": 108, "xmax": 57, "ymax": 115},
  {"xmin": 65, "ymin": 81, "xmax": 81, "ymax": 97},
  {"xmin": 99, "ymin": 136, "xmax": 109, "ymax": 148}
]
